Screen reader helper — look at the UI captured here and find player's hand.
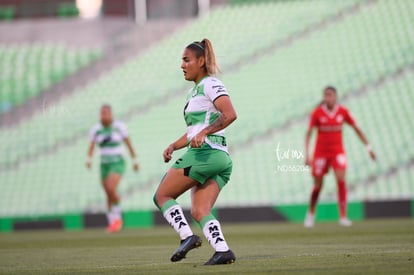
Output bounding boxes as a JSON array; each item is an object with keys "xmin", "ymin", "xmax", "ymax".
[
  {"xmin": 133, "ymin": 163, "xmax": 139, "ymax": 171},
  {"xmin": 305, "ymin": 156, "xmax": 312, "ymax": 166},
  {"xmin": 369, "ymin": 150, "xmax": 376, "ymax": 161},
  {"xmin": 190, "ymin": 131, "xmax": 206, "ymax": 148},
  {"xmin": 163, "ymin": 144, "xmax": 175, "ymax": 163},
  {"xmin": 86, "ymin": 162, "xmax": 91, "ymax": 169}
]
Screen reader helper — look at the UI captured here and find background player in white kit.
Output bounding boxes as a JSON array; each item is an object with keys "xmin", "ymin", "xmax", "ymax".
[{"xmin": 86, "ymin": 105, "xmax": 139, "ymax": 233}]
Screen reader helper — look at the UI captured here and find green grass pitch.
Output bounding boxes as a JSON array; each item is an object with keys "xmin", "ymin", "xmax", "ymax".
[{"xmin": 0, "ymin": 218, "xmax": 413, "ymax": 274}]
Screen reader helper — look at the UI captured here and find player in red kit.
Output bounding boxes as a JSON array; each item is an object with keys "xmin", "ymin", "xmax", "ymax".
[{"xmin": 304, "ymin": 86, "xmax": 376, "ymax": 227}]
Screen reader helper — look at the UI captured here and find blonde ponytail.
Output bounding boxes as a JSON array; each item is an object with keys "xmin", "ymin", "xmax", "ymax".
[
  {"xmin": 201, "ymin": 38, "xmax": 219, "ymax": 75},
  {"xmin": 186, "ymin": 38, "xmax": 220, "ymax": 76}
]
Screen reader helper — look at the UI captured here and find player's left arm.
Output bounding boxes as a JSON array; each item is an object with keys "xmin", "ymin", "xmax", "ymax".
[
  {"xmin": 345, "ymin": 108, "xmax": 376, "ymax": 161},
  {"xmin": 350, "ymin": 123, "xmax": 376, "ymax": 161},
  {"xmin": 190, "ymin": 96, "xmax": 237, "ymax": 148},
  {"xmin": 124, "ymin": 137, "xmax": 139, "ymax": 171}
]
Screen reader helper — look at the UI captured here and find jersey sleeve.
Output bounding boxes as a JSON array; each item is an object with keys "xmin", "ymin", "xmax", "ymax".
[
  {"xmin": 117, "ymin": 121, "xmax": 129, "ymax": 138},
  {"xmin": 343, "ymin": 108, "xmax": 356, "ymax": 126},
  {"xmin": 308, "ymin": 109, "xmax": 318, "ymax": 128},
  {"xmin": 205, "ymin": 78, "xmax": 229, "ymax": 102},
  {"xmin": 89, "ymin": 124, "xmax": 98, "ymax": 142}
]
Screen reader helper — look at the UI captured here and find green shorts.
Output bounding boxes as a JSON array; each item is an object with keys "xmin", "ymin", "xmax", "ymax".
[
  {"xmin": 100, "ymin": 158, "xmax": 126, "ymax": 179},
  {"xmin": 172, "ymin": 144, "xmax": 233, "ymax": 190}
]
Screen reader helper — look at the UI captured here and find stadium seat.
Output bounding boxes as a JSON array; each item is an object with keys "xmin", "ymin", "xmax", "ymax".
[
  {"xmin": 0, "ymin": 43, "xmax": 101, "ymax": 114},
  {"xmin": 0, "ymin": 6, "xmax": 15, "ymax": 21}
]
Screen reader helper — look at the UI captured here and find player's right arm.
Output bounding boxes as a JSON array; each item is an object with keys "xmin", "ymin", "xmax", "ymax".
[
  {"xmin": 163, "ymin": 133, "xmax": 188, "ymax": 163},
  {"xmin": 305, "ymin": 127, "xmax": 314, "ymax": 166},
  {"xmin": 86, "ymin": 141, "xmax": 95, "ymax": 169},
  {"xmin": 86, "ymin": 125, "xmax": 98, "ymax": 169}
]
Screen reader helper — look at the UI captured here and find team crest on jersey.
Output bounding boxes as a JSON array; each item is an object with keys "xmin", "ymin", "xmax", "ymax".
[
  {"xmin": 192, "ymin": 87, "xmax": 201, "ymax": 97},
  {"xmin": 336, "ymin": 114, "xmax": 344, "ymax": 123},
  {"xmin": 101, "ymin": 135, "xmax": 112, "ymax": 145},
  {"xmin": 320, "ymin": 117, "xmax": 327, "ymax": 123}
]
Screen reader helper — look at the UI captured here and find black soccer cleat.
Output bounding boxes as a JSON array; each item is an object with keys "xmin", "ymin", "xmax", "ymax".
[
  {"xmin": 170, "ymin": 235, "xmax": 202, "ymax": 262},
  {"xmin": 204, "ymin": 250, "xmax": 236, "ymax": 265}
]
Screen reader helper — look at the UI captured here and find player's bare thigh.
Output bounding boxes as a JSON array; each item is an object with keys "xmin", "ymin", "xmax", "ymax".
[{"xmin": 333, "ymin": 153, "xmax": 347, "ymax": 181}]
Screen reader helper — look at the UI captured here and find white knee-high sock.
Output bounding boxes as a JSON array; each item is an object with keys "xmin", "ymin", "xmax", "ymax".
[
  {"xmin": 111, "ymin": 204, "xmax": 122, "ymax": 221},
  {"xmin": 200, "ymin": 214, "xmax": 229, "ymax": 252},
  {"xmin": 107, "ymin": 204, "xmax": 122, "ymax": 224},
  {"xmin": 106, "ymin": 211, "xmax": 115, "ymax": 225},
  {"xmin": 161, "ymin": 200, "xmax": 193, "ymax": 240}
]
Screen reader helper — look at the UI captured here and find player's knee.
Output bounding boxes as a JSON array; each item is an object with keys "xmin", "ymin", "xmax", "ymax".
[
  {"xmin": 191, "ymin": 206, "xmax": 209, "ymax": 222},
  {"xmin": 107, "ymin": 185, "xmax": 116, "ymax": 196},
  {"xmin": 191, "ymin": 208, "xmax": 201, "ymax": 222},
  {"xmin": 154, "ymin": 173, "xmax": 168, "ymax": 210},
  {"xmin": 103, "ymin": 185, "xmax": 112, "ymax": 196},
  {"xmin": 108, "ymin": 191, "xmax": 118, "ymax": 202},
  {"xmin": 313, "ymin": 178, "xmax": 323, "ymax": 188},
  {"xmin": 103, "ymin": 187, "xmax": 110, "ymax": 196},
  {"xmin": 153, "ymin": 190, "xmax": 175, "ymax": 210}
]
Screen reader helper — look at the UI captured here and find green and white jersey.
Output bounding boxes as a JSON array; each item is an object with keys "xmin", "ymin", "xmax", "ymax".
[
  {"xmin": 184, "ymin": 76, "xmax": 229, "ymax": 152},
  {"xmin": 89, "ymin": 120, "xmax": 128, "ymax": 163}
]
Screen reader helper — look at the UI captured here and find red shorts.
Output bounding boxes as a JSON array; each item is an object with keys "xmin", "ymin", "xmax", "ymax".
[{"xmin": 312, "ymin": 152, "xmax": 347, "ymax": 177}]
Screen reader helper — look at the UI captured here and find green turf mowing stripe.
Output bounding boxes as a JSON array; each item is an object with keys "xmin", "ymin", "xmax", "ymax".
[{"xmin": 123, "ymin": 210, "xmax": 153, "ymax": 229}]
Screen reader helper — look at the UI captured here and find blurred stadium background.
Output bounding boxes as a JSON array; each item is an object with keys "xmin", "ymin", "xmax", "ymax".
[{"xmin": 0, "ymin": 0, "xmax": 413, "ymax": 232}]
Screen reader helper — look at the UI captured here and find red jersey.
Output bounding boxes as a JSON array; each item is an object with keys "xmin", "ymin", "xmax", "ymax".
[{"xmin": 309, "ymin": 104, "xmax": 356, "ymax": 155}]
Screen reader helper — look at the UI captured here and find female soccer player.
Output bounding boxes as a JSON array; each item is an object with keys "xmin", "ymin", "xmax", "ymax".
[
  {"xmin": 86, "ymin": 105, "xmax": 139, "ymax": 233},
  {"xmin": 304, "ymin": 86, "xmax": 376, "ymax": 227},
  {"xmin": 153, "ymin": 39, "xmax": 237, "ymax": 265}
]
